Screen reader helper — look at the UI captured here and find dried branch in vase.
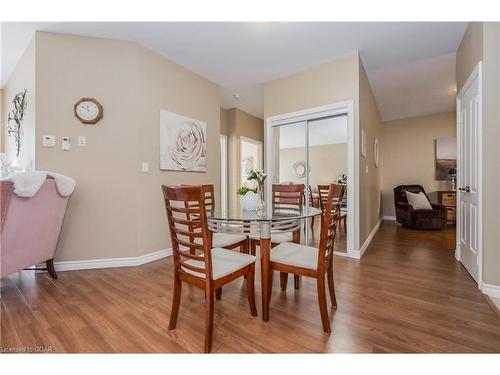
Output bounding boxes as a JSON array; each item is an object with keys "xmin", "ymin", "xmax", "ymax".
[{"xmin": 7, "ymin": 89, "xmax": 28, "ymax": 157}]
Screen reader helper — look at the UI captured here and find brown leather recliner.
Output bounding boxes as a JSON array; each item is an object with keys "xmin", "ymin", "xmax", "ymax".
[{"xmin": 394, "ymin": 185, "xmax": 447, "ymax": 230}]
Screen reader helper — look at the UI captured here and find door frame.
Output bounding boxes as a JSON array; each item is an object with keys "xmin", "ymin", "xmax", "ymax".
[
  {"xmin": 456, "ymin": 61, "xmax": 483, "ymax": 288},
  {"xmin": 220, "ymin": 134, "xmax": 228, "ymax": 213},
  {"xmin": 265, "ymin": 100, "xmax": 357, "ymax": 258},
  {"xmin": 239, "ymin": 136, "xmax": 264, "ymax": 186}
]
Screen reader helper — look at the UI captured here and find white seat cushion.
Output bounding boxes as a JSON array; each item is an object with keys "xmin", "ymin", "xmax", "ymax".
[
  {"xmin": 183, "ymin": 247, "xmax": 256, "ymax": 280},
  {"xmin": 194, "ymin": 232, "xmax": 247, "ymax": 248},
  {"xmin": 249, "ymin": 232, "xmax": 293, "ymax": 243},
  {"xmin": 270, "ymin": 242, "xmax": 318, "ymax": 270},
  {"xmin": 213, "ymin": 232, "xmax": 247, "ymax": 248}
]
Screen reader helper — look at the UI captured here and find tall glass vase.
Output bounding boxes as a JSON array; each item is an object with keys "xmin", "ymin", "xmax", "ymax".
[{"xmin": 256, "ymin": 183, "xmax": 265, "ymax": 216}]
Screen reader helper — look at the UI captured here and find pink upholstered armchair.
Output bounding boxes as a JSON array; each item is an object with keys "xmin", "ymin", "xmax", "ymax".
[{"xmin": 1, "ymin": 177, "xmax": 71, "ymax": 279}]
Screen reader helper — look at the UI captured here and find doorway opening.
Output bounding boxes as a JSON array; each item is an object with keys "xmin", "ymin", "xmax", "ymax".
[{"xmin": 240, "ymin": 136, "xmax": 263, "ymax": 188}]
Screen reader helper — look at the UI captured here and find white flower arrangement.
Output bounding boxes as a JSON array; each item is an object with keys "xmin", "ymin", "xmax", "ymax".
[
  {"xmin": 238, "ymin": 169, "xmax": 267, "ymax": 212},
  {"xmin": 247, "ymin": 169, "xmax": 267, "ymax": 188}
]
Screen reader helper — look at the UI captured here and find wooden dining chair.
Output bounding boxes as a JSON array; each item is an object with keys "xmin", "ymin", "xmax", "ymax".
[
  {"xmin": 250, "ymin": 183, "xmax": 304, "ymax": 290},
  {"xmin": 162, "ymin": 185, "xmax": 257, "ymax": 353},
  {"xmin": 185, "ymin": 184, "xmax": 249, "ymax": 254},
  {"xmin": 318, "ymin": 184, "xmax": 346, "ymax": 235},
  {"xmin": 308, "ymin": 185, "xmax": 317, "ymax": 229},
  {"xmin": 339, "ymin": 192, "xmax": 347, "ymax": 235},
  {"xmin": 267, "ymin": 184, "xmax": 345, "ymax": 333}
]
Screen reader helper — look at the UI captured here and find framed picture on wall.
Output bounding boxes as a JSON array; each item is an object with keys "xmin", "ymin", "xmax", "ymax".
[
  {"xmin": 361, "ymin": 128, "xmax": 367, "ymax": 157},
  {"xmin": 160, "ymin": 110, "xmax": 207, "ymax": 172},
  {"xmin": 374, "ymin": 137, "xmax": 380, "ymax": 168},
  {"xmin": 435, "ymin": 137, "xmax": 457, "ymax": 180}
]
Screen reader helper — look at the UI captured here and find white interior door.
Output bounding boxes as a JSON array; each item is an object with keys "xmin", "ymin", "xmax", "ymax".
[{"xmin": 457, "ymin": 62, "xmax": 482, "ymax": 283}]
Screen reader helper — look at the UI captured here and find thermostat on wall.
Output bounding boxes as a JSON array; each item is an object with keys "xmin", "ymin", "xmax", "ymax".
[{"xmin": 43, "ymin": 135, "xmax": 56, "ymax": 147}]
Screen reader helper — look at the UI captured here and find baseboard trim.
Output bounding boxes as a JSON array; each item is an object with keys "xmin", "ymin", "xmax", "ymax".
[
  {"xmin": 333, "ymin": 251, "xmax": 351, "ymax": 258},
  {"xmin": 54, "ymin": 248, "xmax": 173, "ymax": 272},
  {"xmin": 481, "ymin": 283, "xmax": 500, "ymax": 299},
  {"xmin": 347, "ymin": 250, "xmax": 361, "ymax": 260},
  {"xmin": 382, "ymin": 215, "xmax": 396, "ymax": 221},
  {"xmin": 355, "ymin": 218, "xmax": 382, "ymax": 259}
]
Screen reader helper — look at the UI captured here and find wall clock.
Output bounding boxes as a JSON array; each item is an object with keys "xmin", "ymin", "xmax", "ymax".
[
  {"xmin": 293, "ymin": 161, "xmax": 310, "ymax": 178},
  {"xmin": 74, "ymin": 98, "xmax": 103, "ymax": 124}
]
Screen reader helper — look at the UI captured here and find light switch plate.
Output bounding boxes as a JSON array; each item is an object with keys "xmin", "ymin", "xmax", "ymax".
[
  {"xmin": 62, "ymin": 137, "xmax": 71, "ymax": 151},
  {"xmin": 78, "ymin": 136, "xmax": 86, "ymax": 146},
  {"xmin": 142, "ymin": 162, "xmax": 149, "ymax": 172},
  {"xmin": 43, "ymin": 135, "xmax": 56, "ymax": 147}
]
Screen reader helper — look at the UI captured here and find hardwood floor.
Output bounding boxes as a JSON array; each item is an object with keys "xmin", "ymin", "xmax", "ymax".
[{"xmin": 1, "ymin": 221, "xmax": 499, "ymax": 353}]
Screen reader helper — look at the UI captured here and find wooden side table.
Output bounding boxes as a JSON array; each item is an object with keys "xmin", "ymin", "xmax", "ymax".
[{"xmin": 436, "ymin": 191, "xmax": 456, "ymax": 225}]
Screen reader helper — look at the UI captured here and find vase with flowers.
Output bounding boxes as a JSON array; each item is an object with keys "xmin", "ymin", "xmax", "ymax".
[
  {"xmin": 246, "ymin": 169, "xmax": 267, "ymax": 213},
  {"xmin": 336, "ymin": 173, "xmax": 347, "ymax": 185},
  {"xmin": 238, "ymin": 186, "xmax": 258, "ymax": 211}
]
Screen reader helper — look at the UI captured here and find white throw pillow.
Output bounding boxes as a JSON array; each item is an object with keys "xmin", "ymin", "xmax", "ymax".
[{"xmin": 405, "ymin": 191, "xmax": 432, "ymax": 210}]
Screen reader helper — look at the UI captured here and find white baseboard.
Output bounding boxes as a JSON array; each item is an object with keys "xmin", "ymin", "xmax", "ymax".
[
  {"xmin": 333, "ymin": 251, "xmax": 351, "ymax": 258},
  {"xmin": 453, "ymin": 252, "xmax": 498, "ymax": 299},
  {"xmin": 354, "ymin": 218, "xmax": 382, "ymax": 259},
  {"xmin": 481, "ymin": 283, "xmax": 500, "ymax": 299},
  {"xmin": 54, "ymin": 248, "xmax": 172, "ymax": 272},
  {"xmin": 382, "ymin": 215, "xmax": 396, "ymax": 221},
  {"xmin": 347, "ymin": 250, "xmax": 362, "ymax": 259}
]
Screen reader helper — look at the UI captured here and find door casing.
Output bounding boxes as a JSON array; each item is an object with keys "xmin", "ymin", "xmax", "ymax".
[
  {"xmin": 220, "ymin": 135, "xmax": 228, "ymax": 213},
  {"xmin": 265, "ymin": 101, "xmax": 358, "ymax": 257}
]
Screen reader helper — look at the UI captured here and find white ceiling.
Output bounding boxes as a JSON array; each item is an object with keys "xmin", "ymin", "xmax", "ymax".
[
  {"xmin": 279, "ymin": 115, "xmax": 347, "ymax": 149},
  {"xmin": 369, "ymin": 52, "xmax": 457, "ymax": 121},
  {"xmin": 1, "ymin": 22, "xmax": 467, "ymax": 121}
]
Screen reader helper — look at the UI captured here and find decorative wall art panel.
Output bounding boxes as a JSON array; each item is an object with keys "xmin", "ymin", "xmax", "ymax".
[{"xmin": 160, "ymin": 110, "xmax": 207, "ymax": 172}]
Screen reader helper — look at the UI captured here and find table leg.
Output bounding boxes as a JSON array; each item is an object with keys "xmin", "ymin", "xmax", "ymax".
[
  {"xmin": 292, "ymin": 228, "xmax": 301, "ymax": 289},
  {"xmin": 260, "ymin": 221, "xmax": 271, "ymax": 321}
]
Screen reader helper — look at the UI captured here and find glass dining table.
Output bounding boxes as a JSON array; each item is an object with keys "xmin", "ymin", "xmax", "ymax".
[{"xmin": 207, "ymin": 207, "xmax": 322, "ymax": 321}]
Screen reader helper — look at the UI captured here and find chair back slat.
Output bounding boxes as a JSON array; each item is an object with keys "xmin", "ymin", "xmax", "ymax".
[
  {"xmin": 173, "ymin": 217, "xmax": 201, "ymax": 227},
  {"xmin": 162, "ymin": 185, "xmax": 213, "ymax": 281},
  {"xmin": 168, "ymin": 206, "xmax": 201, "ymax": 214},
  {"xmin": 173, "ymin": 227, "xmax": 204, "ymax": 238},
  {"xmin": 317, "ymin": 184, "xmax": 345, "ymax": 270},
  {"xmin": 272, "ymin": 184, "xmax": 304, "ymax": 214},
  {"xmin": 179, "ymin": 251, "xmax": 205, "ymax": 262},
  {"xmin": 202, "ymin": 184, "xmax": 215, "ymax": 212},
  {"xmin": 176, "ymin": 238, "xmax": 205, "ymax": 250},
  {"xmin": 182, "ymin": 184, "xmax": 216, "ymax": 213},
  {"xmin": 307, "ymin": 185, "xmax": 315, "ymax": 206},
  {"xmin": 179, "ymin": 261, "xmax": 207, "ymax": 275},
  {"xmin": 317, "ymin": 184, "xmax": 331, "ymax": 212}
]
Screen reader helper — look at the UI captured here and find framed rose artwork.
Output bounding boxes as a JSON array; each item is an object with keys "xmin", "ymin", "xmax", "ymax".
[{"xmin": 160, "ymin": 110, "xmax": 207, "ymax": 172}]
